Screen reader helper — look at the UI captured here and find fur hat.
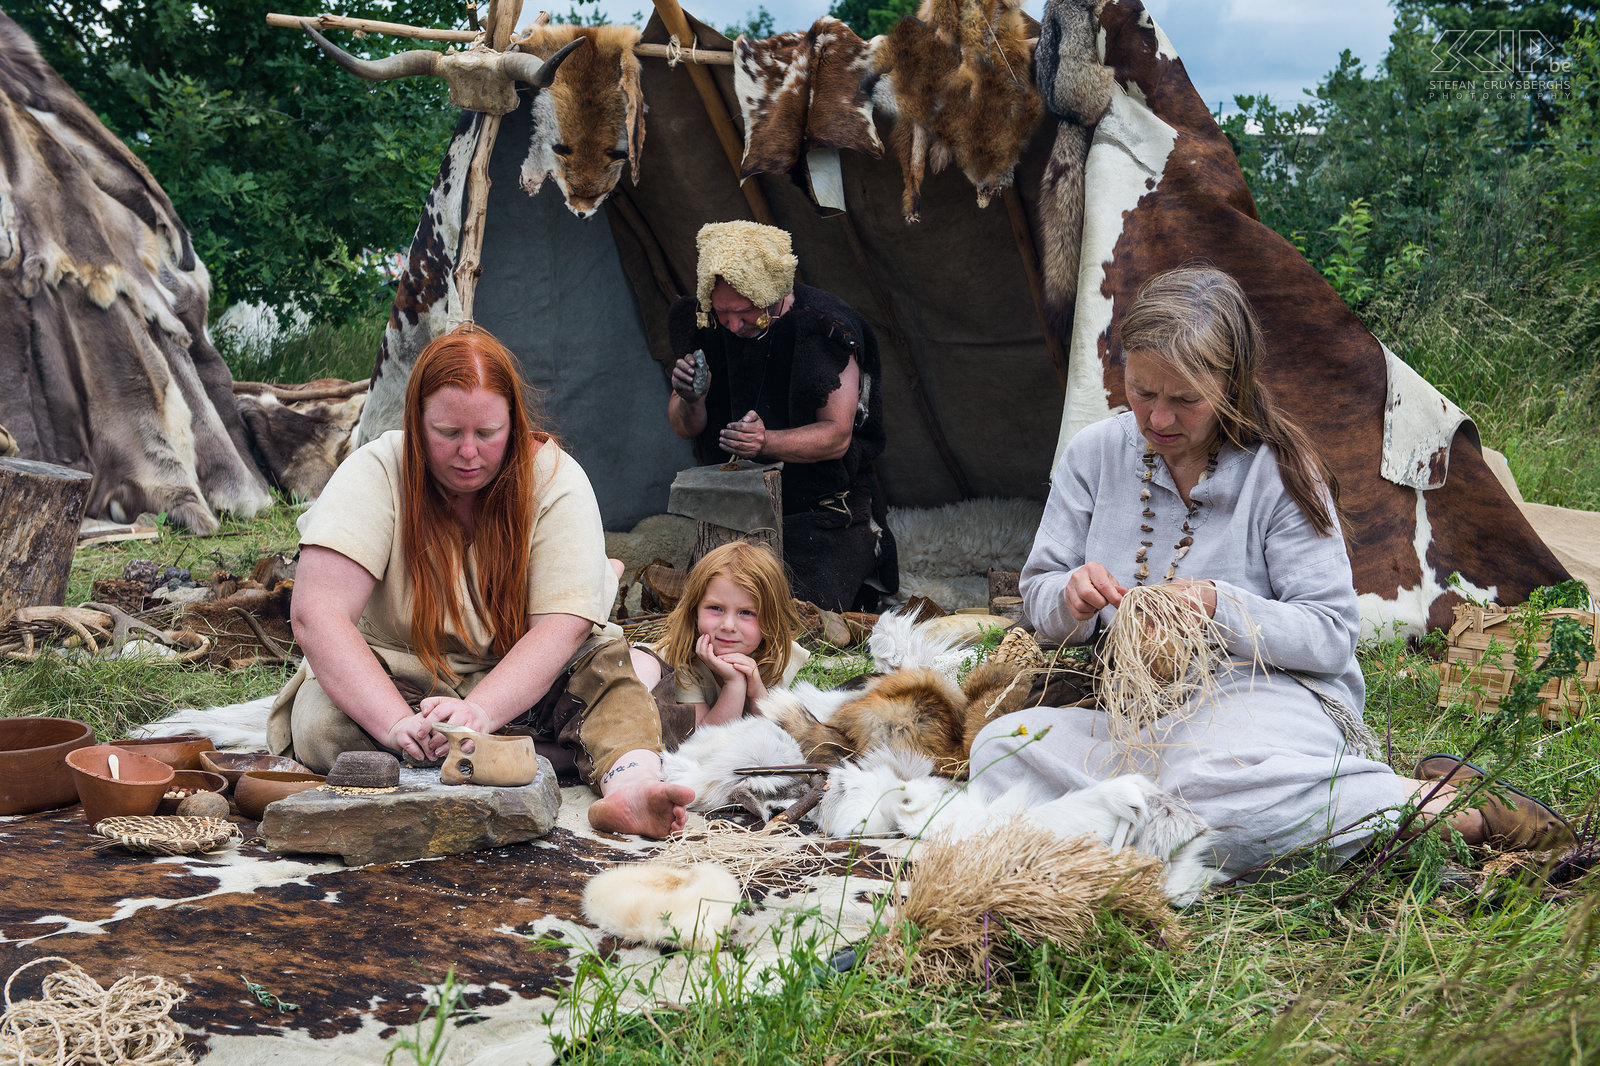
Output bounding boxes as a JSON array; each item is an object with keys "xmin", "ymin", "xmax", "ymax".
[{"xmin": 695, "ymin": 221, "xmax": 799, "ymax": 328}]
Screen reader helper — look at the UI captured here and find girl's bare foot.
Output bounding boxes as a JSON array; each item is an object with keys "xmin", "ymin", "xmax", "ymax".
[{"xmin": 589, "ymin": 780, "xmax": 694, "ymax": 838}]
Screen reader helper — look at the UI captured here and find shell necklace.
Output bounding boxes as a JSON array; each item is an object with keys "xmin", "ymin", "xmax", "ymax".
[{"xmin": 1135, "ymin": 439, "xmax": 1221, "ymax": 585}]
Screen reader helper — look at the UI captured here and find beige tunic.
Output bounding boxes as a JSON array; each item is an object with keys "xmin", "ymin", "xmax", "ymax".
[{"xmin": 268, "ymin": 432, "xmax": 657, "ymax": 782}]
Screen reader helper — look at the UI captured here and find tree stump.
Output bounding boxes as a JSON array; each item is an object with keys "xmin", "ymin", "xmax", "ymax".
[
  {"xmin": 690, "ymin": 467, "xmax": 783, "ymax": 568},
  {"xmin": 0, "ymin": 458, "xmax": 93, "ymax": 627}
]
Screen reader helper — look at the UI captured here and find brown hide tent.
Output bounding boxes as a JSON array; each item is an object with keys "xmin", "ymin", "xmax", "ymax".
[{"xmin": 393, "ymin": 10, "xmax": 1066, "ymax": 531}]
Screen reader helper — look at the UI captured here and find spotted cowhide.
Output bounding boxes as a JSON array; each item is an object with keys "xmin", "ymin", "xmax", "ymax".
[
  {"xmin": 1057, "ymin": 0, "xmax": 1571, "ymax": 635},
  {"xmin": 0, "ymin": 793, "xmax": 894, "ymax": 1064}
]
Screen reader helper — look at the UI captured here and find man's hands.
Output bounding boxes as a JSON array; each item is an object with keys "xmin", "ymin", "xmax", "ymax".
[
  {"xmin": 719, "ymin": 410, "xmax": 766, "ymax": 459},
  {"xmin": 671, "ymin": 350, "xmax": 709, "ymax": 403}
]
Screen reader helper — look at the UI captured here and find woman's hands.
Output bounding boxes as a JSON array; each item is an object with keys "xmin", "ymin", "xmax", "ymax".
[
  {"xmin": 418, "ymin": 696, "xmax": 497, "ymax": 732},
  {"xmin": 384, "ymin": 713, "xmax": 448, "ymax": 762},
  {"xmin": 1063, "ymin": 564, "xmax": 1216, "ymax": 621},
  {"xmin": 1064, "ymin": 561, "xmax": 1127, "ymax": 621}
]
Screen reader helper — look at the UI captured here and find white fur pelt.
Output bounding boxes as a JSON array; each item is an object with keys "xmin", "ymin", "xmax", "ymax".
[
  {"xmin": 815, "ymin": 748, "xmax": 1221, "ymax": 906},
  {"xmin": 134, "ymin": 695, "xmax": 273, "ymax": 751},
  {"xmin": 886, "ymin": 497, "xmax": 1046, "ymax": 609},
  {"xmin": 582, "ymin": 861, "xmax": 742, "ymax": 950},
  {"xmin": 865, "ymin": 606, "xmax": 973, "ymax": 676},
  {"xmin": 661, "ymin": 717, "xmax": 811, "ymax": 820}
]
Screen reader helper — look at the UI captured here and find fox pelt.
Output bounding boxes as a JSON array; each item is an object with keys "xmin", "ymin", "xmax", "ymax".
[
  {"xmin": 871, "ymin": 0, "xmax": 1043, "ymax": 221},
  {"xmin": 763, "ymin": 659, "xmax": 1030, "ymax": 777}
]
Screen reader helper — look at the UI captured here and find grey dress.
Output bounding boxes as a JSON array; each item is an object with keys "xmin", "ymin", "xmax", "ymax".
[{"xmin": 969, "ymin": 413, "xmax": 1409, "ymax": 877}]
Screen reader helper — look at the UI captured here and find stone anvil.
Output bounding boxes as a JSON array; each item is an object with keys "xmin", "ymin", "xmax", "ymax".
[{"xmin": 260, "ymin": 763, "xmax": 560, "ymax": 866}]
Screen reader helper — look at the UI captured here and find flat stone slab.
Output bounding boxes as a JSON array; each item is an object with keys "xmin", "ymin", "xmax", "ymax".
[{"xmin": 260, "ymin": 761, "xmax": 561, "ymax": 865}]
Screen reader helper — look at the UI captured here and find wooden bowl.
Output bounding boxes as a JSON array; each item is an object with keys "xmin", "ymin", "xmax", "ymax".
[
  {"xmin": 108, "ymin": 734, "xmax": 216, "ymax": 771},
  {"xmin": 234, "ymin": 770, "xmax": 326, "ymax": 820},
  {"xmin": 199, "ymin": 751, "xmax": 309, "ymax": 790},
  {"xmin": 155, "ymin": 770, "xmax": 230, "ymax": 815},
  {"xmin": 65, "ymin": 744, "xmax": 175, "ymax": 825},
  {"xmin": 0, "ymin": 717, "xmax": 95, "ymax": 815}
]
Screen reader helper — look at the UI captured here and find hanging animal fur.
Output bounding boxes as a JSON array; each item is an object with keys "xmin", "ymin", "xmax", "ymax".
[
  {"xmin": 870, "ymin": 0, "xmax": 1044, "ymax": 221},
  {"xmin": 1096, "ymin": 584, "xmax": 1228, "ymax": 750}
]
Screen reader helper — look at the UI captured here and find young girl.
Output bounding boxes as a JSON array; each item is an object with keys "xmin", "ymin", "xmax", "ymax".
[{"xmin": 630, "ymin": 541, "xmax": 809, "ymax": 731}]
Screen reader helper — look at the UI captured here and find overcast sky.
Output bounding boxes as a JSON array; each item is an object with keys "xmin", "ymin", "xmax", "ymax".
[{"xmin": 546, "ymin": 0, "xmax": 1401, "ymax": 115}]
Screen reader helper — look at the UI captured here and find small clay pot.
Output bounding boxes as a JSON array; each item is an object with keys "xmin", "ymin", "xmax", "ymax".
[
  {"xmin": 234, "ymin": 770, "xmax": 326, "ymax": 820},
  {"xmin": 0, "ymin": 717, "xmax": 95, "ymax": 815},
  {"xmin": 155, "ymin": 769, "xmax": 229, "ymax": 815},
  {"xmin": 200, "ymin": 751, "xmax": 309, "ymax": 791},
  {"xmin": 108, "ymin": 734, "xmax": 216, "ymax": 771},
  {"xmin": 65, "ymin": 744, "xmax": 175, "ymax": 826}
]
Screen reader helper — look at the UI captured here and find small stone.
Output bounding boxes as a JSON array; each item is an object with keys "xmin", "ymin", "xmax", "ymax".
[
  {"xmin": 177, "ymin": 791, "xmax": 230, "ymax": 818},
  {"xmin": 327, "ymin": 751, "xmax": 401, "ymax": 789},
  {"xmin": 122, "ymin": 558, "xmax": 160, "ymax": 587}
]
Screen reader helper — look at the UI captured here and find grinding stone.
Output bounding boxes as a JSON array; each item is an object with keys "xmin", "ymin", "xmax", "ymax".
[{"xmin": 327, "ymin": 750, "xmax": 401, "ymax": 789}]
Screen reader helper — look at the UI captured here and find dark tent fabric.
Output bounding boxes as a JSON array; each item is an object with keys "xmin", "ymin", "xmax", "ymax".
[{"xmin": 474, "ymin": 12, "xmax": 1066, "ymax": 528}]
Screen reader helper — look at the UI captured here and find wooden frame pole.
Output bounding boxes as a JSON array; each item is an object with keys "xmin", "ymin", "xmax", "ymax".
[
  {"xmin": 1001, "ymin": 187, "xmax": 1070, "ymax": 393},
  {"xmin": 648, "ymin": 0, "xmax": 776, "ymax": 226}
]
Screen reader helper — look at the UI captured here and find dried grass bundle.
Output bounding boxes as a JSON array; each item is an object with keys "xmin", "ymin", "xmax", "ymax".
[
  {"xmin": 1098, "ymin": 584, "xmax": 1230, "ymax": 750},
  {"xmin": 653, "ymin": 819, "xmax": 867, "ymax": 890},
  {"xmin": 869, "ymin": 816, "xmax": 1181, "ymax": 985}
]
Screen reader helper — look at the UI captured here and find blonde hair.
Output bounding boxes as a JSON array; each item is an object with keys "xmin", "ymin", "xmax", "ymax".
[
  {"xmin": 1119, "ymin": 266, "xmax": 1340, "ymax": 537},
  {"xmin": 657, "ymin": 541, "xmax": 799, "ymax": 689}
]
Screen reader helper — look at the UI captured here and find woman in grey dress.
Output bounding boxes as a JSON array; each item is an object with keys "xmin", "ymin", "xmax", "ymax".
[{"xmin": 969, "ymin": 267, "xmax": 1570, "ymax": 878}]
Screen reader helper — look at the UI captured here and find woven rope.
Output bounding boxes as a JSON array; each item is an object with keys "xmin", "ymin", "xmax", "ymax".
[
  {"xmin": 90, "ymin": 817, "xmax": 239, "ymax": 856},
  {"xmin": 0, "ymin": 957, "xmax": 191, "ymax": 1065}
]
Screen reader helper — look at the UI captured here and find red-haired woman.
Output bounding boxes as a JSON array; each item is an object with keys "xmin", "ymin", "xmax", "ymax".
[{"xmin": 267, "ymin": 324, "xmax": 693, "ymax": 837}]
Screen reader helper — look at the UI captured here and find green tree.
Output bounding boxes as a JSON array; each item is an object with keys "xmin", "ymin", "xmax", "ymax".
[
  {"xmin": 828, "ymin": 0, "xmax": 921, "ymax": 39},
  {"xmin": 7, "ymin": 0, "xmax": 466, "ymax": 320}
]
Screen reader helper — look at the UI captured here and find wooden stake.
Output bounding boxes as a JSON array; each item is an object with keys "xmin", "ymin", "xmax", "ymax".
[
  {"xmin": 451, "ymin": 0, "xmax": 520, "ymax": 322},
  {"xmin": 648, "ymin": 0, "xmax": 777, "ymax": 226},
  {"xmin": 1002, "ymin": 187, "xmax": 1070, "ymax": 393}
]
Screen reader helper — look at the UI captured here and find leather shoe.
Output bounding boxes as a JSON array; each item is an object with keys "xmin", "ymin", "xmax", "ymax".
[{"xmin": 1413, "ymin": 753, "xmax": 1574, "ymax": 851}]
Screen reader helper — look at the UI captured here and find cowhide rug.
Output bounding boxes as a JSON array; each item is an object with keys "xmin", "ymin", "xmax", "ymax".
[{"xmin": 0, "ymin": 788, "xmax": 896, "ymax": 1065}]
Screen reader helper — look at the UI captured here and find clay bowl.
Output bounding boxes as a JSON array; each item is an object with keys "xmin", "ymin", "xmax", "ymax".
[
  {"xmin": 0, "ymin": 717, "xmax": 96, "ymax": 815},
  {"xmin": 65, "ymin": 744, "xmax": 175, "ymax": 826},
  {"xmin": 108, "ymin": 734, "xmax": 216, "ymax": 771},
  {"xmin": 200, "ymin": 751, "xmax": 309, "ymax": 791},
  {"xmin": 154, "ymin": 769, "xmax": 230, "ymax": 815},
  {"xmin": 234, "ymin": 770, "xmax": 326, "ymax": 820}
]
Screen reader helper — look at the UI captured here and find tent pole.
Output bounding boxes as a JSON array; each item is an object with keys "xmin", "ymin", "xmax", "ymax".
[
  {"xmin": 648, "ymin": 0, "xmax": 777, "ymax": 227},
  {"xmin": 1001, "ymin": 187, "xmax": 1069, "ymax": 393},
  {"xmin": 454, "ymin": 0, "xmax": 523, "ymax": 322},
  {"xmin": 836, "ymin": 214, "xmax": 974, "ymax": 498}
]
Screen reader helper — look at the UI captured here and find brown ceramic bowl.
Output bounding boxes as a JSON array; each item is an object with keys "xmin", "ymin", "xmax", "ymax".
[
  {"xmin": 65, "ymin": 744, "xmax": 175, "ymax": 825},
  {"xmin": 234, "ymin": 770, "xmax": 326, "ymax": 820},
  {"xmin": 108, "ymin": 734, "xmax": 216, "ymax": 771},
  {"xmin": 0, "ymin": 717, "xmax": 96, "ymax": 815},
  {"xmin": 199, "ymin": 751, "xmax": 309, "ymax": 790},
  {"xmin": 154, "ymin": 769, "xmax": 230, "ymax": 815}
]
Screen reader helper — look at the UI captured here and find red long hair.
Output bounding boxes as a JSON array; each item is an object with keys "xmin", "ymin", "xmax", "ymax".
[{"xmin": 401, "ymin": 324, "xmax": 550, "ymax": 682}]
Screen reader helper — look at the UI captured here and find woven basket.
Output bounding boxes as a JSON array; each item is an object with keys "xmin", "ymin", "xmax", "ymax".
[
  {"xmin": 989, "ymin": 627, "xmax": 1047, "ymax": 670},
  {"xmin": 622, "ymin": 615, "xmax": 669, "ymax": 646},
  {"xmin": 92, "ymin": 816, "xmax": 241, "ymax": 855},
  {"xmin": 1436, "ymin": 603, "xmax": 1600, "ymax": 719}
]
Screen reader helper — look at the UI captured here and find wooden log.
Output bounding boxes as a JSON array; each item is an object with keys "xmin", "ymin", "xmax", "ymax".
[
  {"xmin": 690, "ymin": 467, "xmax": 782, "ymax": 568},
  {"xmin": 0, "ymin": 458, "xmax": 93, "ymax": 627},
  {"xmin": 265, "ymin": 11, "xmax": 478, "ymax": 42}
]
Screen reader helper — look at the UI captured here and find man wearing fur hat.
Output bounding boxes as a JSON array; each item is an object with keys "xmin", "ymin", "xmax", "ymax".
[{"xmin": 666, "ymin": 221, "xmax": 896, "ymax": 611}]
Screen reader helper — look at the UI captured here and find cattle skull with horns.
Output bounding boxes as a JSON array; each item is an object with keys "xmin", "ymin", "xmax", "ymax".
[{"xmin": 299, "ymin": 21, "xmax": 587, "ymax": 115}]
